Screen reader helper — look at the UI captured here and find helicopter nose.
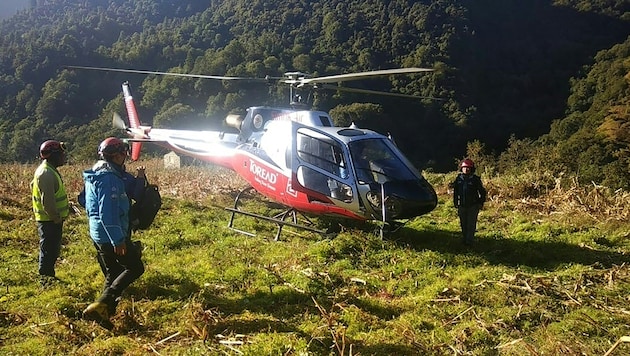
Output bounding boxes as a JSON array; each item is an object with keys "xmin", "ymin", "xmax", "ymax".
[{"xmin": 366, "ymin": 180, "xmax": 437, "ymax": 220}]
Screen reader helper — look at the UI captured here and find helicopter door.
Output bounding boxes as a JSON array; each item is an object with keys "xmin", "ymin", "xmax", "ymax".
[{"xmin": 292, "ymin": 127, "xmax": 355, "ymax": 204}]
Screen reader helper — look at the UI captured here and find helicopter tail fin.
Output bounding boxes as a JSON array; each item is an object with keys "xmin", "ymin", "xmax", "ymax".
[{"xmin": 122, "ymin": 81, "xmax": 143, "ymax": 161}]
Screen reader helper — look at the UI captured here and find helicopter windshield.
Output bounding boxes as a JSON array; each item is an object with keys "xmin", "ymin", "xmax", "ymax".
[{"xmin": 349, "ymin": 139, "xmax": 417, "ymax": 184}]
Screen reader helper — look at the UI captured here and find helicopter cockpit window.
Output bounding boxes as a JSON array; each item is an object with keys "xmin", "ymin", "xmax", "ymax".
[
  {"xmin": 349, "ymin": 139, "xmax": 416, "ymax": 184},
  {"xmin": 296, "ymin": 131, "xmax": 347, "ymax": 179}
]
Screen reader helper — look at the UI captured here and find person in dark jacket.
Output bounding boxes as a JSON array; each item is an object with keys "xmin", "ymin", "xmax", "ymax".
[
  {"xmin": 452, "ymin": 159, "xmax": 487, "ymax": 246},
  {"xmin": 31, "ymin": 140, "xmax": 69, "ymax": 281},
  {"xmin": 82, "ymin": 137, "xmax": 144, "ymax": 329},
  {"xmin": 123, "ymin": 164, "xmax": 146, "ymax": 230}
]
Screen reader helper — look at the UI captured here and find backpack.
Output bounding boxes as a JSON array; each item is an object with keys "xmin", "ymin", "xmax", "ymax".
[{"xmin": 130, "ymin": 183, "xmax": 162, "ymax": 230}]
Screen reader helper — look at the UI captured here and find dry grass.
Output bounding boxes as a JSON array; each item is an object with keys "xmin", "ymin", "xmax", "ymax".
[
  {"xmin": 430, "ymin": 171, "xmax": 630, "ymax": 224},
  {"xmin": 7, "ymin": 160, "xmax": 627, "ymax": 223},
  {"xmin": 490, "ymin": 177, "xmax": 630, "ymax": 222},
  {"xmin": 0, "ymin": 159, "xmax": 247, "ymax": 210}
]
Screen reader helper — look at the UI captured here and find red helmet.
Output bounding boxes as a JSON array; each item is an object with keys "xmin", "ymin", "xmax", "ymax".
[
  {"xmin": 98, "ymin": 137, "xmax": 128, "ymax": 157},
  {"xmin": 40, "ymin": 140, "xmax": 66, "ymax": 159},
  {"xmin": 460, "ymin": 159, "xmax": 475, "ymax": 169}
]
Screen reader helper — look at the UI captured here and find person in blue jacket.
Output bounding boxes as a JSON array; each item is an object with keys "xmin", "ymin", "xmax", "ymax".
[
  {"xmin": 79, "ymin": 164, "xmax": 146, "ymax": 230},
  {"xmin": 82, "ymin": 137, "xmax": 145, "ymax": 328},
  {"xmin": 78, "ymin": 154, "xmax": 146, "ymax": 273}
]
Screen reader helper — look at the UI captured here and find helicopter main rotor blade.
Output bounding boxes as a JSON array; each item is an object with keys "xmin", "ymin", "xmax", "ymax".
[
  {"xmin": 318, "ymin": 84, "xmax": 443, "ymax": 100},
  {"xmin": 295, "ymin": 67, "xmax": 434, "ymax": 85},
  {"xmin": 67, "ymin": 65, "xmax": 264, "ymax": 81},
  {"xmin": 68, "ymin": 65, "xmax": 432, "ymax": 85}
]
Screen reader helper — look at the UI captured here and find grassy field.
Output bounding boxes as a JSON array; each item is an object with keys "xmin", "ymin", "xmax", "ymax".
[{"xmin": 1, "ymin": 159, "xmax": 629, "ymax": 355}]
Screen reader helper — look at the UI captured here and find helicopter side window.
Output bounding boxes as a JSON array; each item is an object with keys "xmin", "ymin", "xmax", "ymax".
[
  {"xmin": 296, "ymin": 166, "xmax": 353, "ymax": 202},
  {"xmin": 296, "ymin": 132, "xmax": 347, "ymax": 179},
  {"xmin": 319, "ymin": 115, "xmax": 333, "ymax": 127},
  {"xmin": 295, "ymin": 129, "xmax": 352, "ymax": 202}
]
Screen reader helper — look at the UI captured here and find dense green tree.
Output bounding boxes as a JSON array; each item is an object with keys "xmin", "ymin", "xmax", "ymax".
[
  {"xmin": 532, "ymin": 37, "xmax": 630, "ymax": 189},
  {"xmin": 329, "ymin": 103, "xmax": 384, "ymax": 127},
  {"xmin": 0, "ymin": 0, "xmax": 628, "ymax": 187},
  {"xmin": 154, "ymin": 103, "xmax": 195, "ymax": 128}
]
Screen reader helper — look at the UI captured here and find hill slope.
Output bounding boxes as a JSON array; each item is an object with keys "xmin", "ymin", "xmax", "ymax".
[{"xmin": 0, "ymin": 0, "xmax": 628, "ymax": 184}]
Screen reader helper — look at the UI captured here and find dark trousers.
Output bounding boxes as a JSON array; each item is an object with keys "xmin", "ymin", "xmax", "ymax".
[
  {"xmin": 37, "ymin": 221, "xmax": 63, "ymax": 277},
  {"xmin": 457, "ymin": 205, "xmax": 481, "ymax": 245},
  {"xmin": 93, "ymin": 238, "xmax": 144, "ymax": 313}
]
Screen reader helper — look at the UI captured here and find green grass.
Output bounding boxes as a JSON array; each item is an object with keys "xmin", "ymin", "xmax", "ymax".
[{"xmin": 1, "ymin": 161, "xmax": 629, "ymax": 355}]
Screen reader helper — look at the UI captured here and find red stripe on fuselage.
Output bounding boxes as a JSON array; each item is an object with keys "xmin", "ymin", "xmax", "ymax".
[{"xmin": 232, "ymin": 151, "xmax": 365, "ymax": 220}]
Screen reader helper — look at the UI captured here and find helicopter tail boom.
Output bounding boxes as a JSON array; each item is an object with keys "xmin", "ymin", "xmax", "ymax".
[{"xmin": 122, "ymin": 81, "xmax": 144, "ymax": 161}]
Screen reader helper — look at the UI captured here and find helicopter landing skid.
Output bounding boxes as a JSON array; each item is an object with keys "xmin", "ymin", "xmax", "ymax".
[
  {"xmin": 226, "ymin": 186, "xmax": 326, "ymax": 241},
  {"xmin": 375, "ymin": 220, "xmax": 407, "ymax": 238}
]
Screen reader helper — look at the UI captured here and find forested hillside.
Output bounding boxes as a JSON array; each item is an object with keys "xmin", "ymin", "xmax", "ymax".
[{"xmin": 0, "ymin": 0, "xmax": 629, "ymax": 186}]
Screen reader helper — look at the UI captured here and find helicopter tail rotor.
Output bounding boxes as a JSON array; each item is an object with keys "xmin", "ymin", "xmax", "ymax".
[{"xmin": 113, "ymin": 112, "xmax": 127, "ymax": 130}]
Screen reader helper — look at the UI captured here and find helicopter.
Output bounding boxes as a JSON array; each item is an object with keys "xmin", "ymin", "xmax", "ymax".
[{"xmin": 69, "ymin": 65, "xmax": 439, "ymax": 239}]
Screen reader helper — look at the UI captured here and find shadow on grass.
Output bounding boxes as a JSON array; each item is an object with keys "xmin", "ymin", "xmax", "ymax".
[
  {"xmin": 138, "ymin": 271, "xmax": 206, "ymax": 300},
  {"xmin": 391, "ymin": 225, "xmax": 628, "ymax": 270}
]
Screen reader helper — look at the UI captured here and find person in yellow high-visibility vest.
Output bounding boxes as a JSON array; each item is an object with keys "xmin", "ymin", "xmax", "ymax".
[{"xmin": 31, "ymin": 140, "xmax": 69, "ymax": 281}]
